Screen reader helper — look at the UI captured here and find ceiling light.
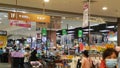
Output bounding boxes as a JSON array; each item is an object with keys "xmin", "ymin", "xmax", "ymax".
[
  {"xmin": 83, "ymin": 32, "xmax": 88, "ymax": 34},
  {"xmin": 70, "ymin": 26, "xmax": 73, "ymax": 28},
  {"xmin": 68, "ymin": 33, "xmax": 74, "ymax": 35},
  {"xmin": 83, "ymin": 29, "xmax": 94, "ymax": 31},
  {"xmin": 28, "ymin": 28, "xmax": 31, "ymax": 30},
  {"xmin": 90, "ymin": 24, "xmax": 99, "ymax": 26},
  {"xmin": 69, "ymin": 26, "xmax": 73, "ymax": 29},
  {"xmin": 20, "ymin": 11, "xmax": 27, "ymax": 13},
  {"xmin": 4, "ymin": 15, "xmax": 8, "ymax": 17},
  {"xmin": 68, "ymin": 31, "xmax": 74, "ymax": 33},
  {"xmin": 56, "ymin": 33, "xmax": 60, "ymax": 35},
  {"xmin": 102, "ymin": 7, "xmax": 108, "ymax": 10},
  {"xmin": 61, "ymin": 21, "xmax": 63, "ymax": 23},
  {"xmin": 62, "ymin": 17, "xmax": 66, "ymax": 19},
  {"xmin": 106, "ymin": 26, "xmax": 115, "ymax": 28},
  {"xmin": 44, "ymin": 0, "xmax": 50, "ymax": 3},
  {"xmin": 100, "ymin": 30, "xmax": 110, "ymax": 32},
  {"xmin": 11, "ymin": 9, "xmax": 16, "ymax": 12}
]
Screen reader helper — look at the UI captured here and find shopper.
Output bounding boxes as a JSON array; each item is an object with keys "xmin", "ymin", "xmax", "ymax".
[
  {"xmin": 81, "ymin": 50, "xmax": 92, "ymax": 68},
  {"xmin": 11, "ymin": 48, "xmax": 24, "ymax": 68},
  {"xmin": 0, "ymin": 48, "xmax": 3, "ymax": 62},
  {"xmin": 100, "ymin": 48, "xmax": 118, "ymax": 68},
  {"xmin": 29, "ymin": 50, "xmax": 41, "ymax": 68},
  {"xmin": 24, "ymin": 47, "xmax": 31, "ymax": 68}
]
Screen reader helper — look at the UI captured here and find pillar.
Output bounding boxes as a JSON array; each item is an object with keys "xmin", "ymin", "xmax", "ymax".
[
  {"xmin": 117, "ymin": 18, "xmax": 120, "ymax": 46},
  {"xmin": 48, "ymin": 30, "xmax": 57, "ymax": 47}
]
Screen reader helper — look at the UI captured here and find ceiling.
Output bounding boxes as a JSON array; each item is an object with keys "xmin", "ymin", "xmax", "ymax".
[
  {"xmin": 0, "ymin": 0, "xmax": 119, "ymax": 39},
  {"xmin": 0, "ymin": 0, "xmax": 120, "ymax": 17}
]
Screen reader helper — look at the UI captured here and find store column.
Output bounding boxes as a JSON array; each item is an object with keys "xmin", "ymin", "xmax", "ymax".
[
  {"xmin": 48, "ymin": 30, "xmax": 57, "ymax": 47},
  {"xmin": 117, "ymin": 18, "xmax": 120, "ymax": 46}
]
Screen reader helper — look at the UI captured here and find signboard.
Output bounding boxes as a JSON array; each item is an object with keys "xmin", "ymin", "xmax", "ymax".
[
  {"xmin": 36, "ymin": 33, "xmax": 41, "ymax": 39},
  {"xmin": 0, "ymin": 30, "xmax": 7, "ymax": 48},
  {"xmin": 36, "ymin": 22, "xmax": 48, "ymax": 30},
  {"xmin": 62, "ymin": 29, "xmax": 67, "ymax": 35},
  {"xmin": 8, "ymin": 12, "xmax": 50, "ymax": 23},
  {"xmin": 83, "ymin": 3, "xmax": 89, "ymax": 27},
  {"xmin": 10, "ymin": 20, "xmax": 31, "ymax": 28},
  {"xmin": 0, "ymin": 30, "xmax": 7, "ymax": 36},
  {"xmin": 78, "ymin": 30, "xmax": 83, "ymax": 37},
  {"xmin": 48, "ymin": 16, "xmax": 61, "ymax": 29},
  {"xmin": 42, "ymin": 28, "xmax": 47, "ymax": 36}
]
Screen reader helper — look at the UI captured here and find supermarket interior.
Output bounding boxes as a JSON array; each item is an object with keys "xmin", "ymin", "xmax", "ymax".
[{"xmin": 0, "ymin": 0, "xmax": 120, "ymax": 68}]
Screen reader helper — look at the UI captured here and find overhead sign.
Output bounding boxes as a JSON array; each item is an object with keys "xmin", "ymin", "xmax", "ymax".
[
  {"xmin": 8, "ymin": 12, "xmax": 50, "ymax": 23},
  {"xmin": 42, "ymin": 28, "xmax": 47, "ymax": 36},
  {"xmin": 78, "ymin": 30, "xmax": 83, "ymax": 37},
  {"xmin": 62, "ymin": 29, "xmax": 67, "ymax": 35}
]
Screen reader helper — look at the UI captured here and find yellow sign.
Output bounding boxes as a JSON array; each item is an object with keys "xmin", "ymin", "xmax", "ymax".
[
  {"xmin": 0, "ymin": 36, "xmax": 7, "ymax": 48},
  {"xmin": 0, "ymin": 31, "xmax": 7, "ymax": 48},
  {"xmin": 66, "ymin": 55, "xmax": 74, "ymax": 59},
  {"xmin": 8, "ymin": 12, "xmax": 50, "ymax": 23},
  {"xmin": 105, "ymin": 43, "xmax": 114, "ymax": 48}
]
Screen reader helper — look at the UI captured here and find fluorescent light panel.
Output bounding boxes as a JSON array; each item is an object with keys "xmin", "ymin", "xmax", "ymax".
[
  {"xmin": 100, "ymin": 30, "xmax": 110, "ymax": 32},
  {"xmin": 83, "ymin": 32, "xmax": 88, "ymax": 34},
  {"xmin": 83, "ymin": 29, "xmax": 94, "ymax": 31},
  {"xmin": 90, "ymin": 24, "xmax": 99, "ymax": 26},
  {"xmin": 106, "ymin": 26, "xmax": 115, "ymax": 28},
  {"xmin": 68, "ymin": 31, "xmax": 74, "ymax": 33},
  {"xmin": 56, "ymin": 33, "xmax": 60, "ymax": 35}
]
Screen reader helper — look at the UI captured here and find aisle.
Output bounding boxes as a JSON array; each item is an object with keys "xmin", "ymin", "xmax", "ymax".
[{"xmin": 0, "ymin": 63, "xmax": 11, "ymax": 68}]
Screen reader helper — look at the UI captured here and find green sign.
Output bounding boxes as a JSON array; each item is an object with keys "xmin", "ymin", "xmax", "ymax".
[
  {"xmin": 78, "ymin": 30, "xmax": 83, "ymax": 37},
  {"xmin": 62, "ymin": 29, "xmax": 67, "ymax": 35},
  {"xmin": 42, "ymin": 28, "xmax": 47, "ymax": 36}
]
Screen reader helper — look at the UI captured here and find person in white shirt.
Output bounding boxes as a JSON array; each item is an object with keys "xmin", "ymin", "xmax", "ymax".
[{"xmin": 24, "ymin": 47, "xmax": 31, "ymax": 68}]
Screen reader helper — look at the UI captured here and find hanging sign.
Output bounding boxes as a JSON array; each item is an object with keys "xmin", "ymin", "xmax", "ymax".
[
  {"xmin": 78, "ymin": 30, "xmax": 83, "ymax": 37},
  {"xmin": 42, "ymin": 28, "xmax": 47, "ymax": 36},
  {"xmin": 10, "ymin": 20, "xmax": 31, "ymax": 28},
  {"xmin": 0, "ymin": 30, "xmax": 7, "ymax": 48},
  {"xmin": 82, "ymin": 2, "xmax": 89, "ymax": 27},
  {"xmin": 62, "ymin": 29, "xmax": 67, "ymax": 35},
  {"xmin": 8, "ymin": 12, "xmax": 50, "ymax": 23}
]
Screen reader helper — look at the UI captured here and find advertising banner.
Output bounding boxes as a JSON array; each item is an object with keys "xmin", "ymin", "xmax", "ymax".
[
  {"xmin": 0, "ymin": 30, "xmax": 7, "ymax": 48},
  {"xmin": 10, "ymin": 20, "xmax": 31, "ymax": 28},
  {"xmin": 83, "ymin": 3, "xmax": 89, "ymax": 27},
  {"xmin": 8, "ymin": 12, "xmax": 50, "ymax": 23}
]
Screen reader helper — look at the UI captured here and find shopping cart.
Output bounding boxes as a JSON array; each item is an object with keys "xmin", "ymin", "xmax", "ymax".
[{"xmin": 30, "ymin": 61, "xmax": 42, "ymax": 68}]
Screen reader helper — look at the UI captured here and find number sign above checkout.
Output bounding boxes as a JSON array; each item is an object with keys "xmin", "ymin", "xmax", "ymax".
[{"xmin": 8, "ymin": 12, "xmax": 50, "ymax": 23}]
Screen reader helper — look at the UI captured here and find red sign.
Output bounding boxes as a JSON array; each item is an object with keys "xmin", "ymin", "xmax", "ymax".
[{"xmin": 10, "ymin": 20, "xmax": 31, "ymax": 28}]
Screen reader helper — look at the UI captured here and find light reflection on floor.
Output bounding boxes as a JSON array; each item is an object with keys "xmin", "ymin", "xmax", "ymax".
[{"xmin": 0, "ymin": 63, "xmax": 11, "ymax": 68}]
